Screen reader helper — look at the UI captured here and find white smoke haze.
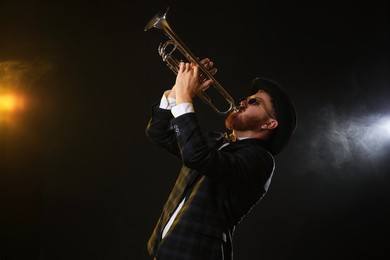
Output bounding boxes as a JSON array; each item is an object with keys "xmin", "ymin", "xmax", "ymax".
[{"xmin": 295, "ymin": 103, "xmax": 390, "ymax": 177}]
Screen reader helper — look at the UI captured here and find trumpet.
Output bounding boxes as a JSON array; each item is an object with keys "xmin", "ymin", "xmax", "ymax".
[{"xmin": 144, "ymin": 7, "xmax": 240, "ymax": 116}]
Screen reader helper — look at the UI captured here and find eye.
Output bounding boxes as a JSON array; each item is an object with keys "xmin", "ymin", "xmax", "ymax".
[{"xmin": 247, "ymin": 98, "xmax": 259, "ymax": 105}]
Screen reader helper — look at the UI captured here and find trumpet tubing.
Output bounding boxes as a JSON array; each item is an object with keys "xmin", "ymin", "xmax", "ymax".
[{"xmin": 144, "ymin": 7, "xmax": 239, "ymax": 116}]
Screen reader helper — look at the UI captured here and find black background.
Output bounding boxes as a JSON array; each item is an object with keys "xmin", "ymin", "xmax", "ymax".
[{"xmin": 0, "ymin": 0, "xmax": 389, "ymax": 259}]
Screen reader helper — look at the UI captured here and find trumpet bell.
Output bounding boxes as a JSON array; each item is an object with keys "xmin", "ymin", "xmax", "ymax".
[{"xmin": 144, "ymin": 7, "xmax": 169, "ymax": 31}]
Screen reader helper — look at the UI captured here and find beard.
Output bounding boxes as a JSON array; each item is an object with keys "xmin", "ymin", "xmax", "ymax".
[{"xmin": 225, "ymin": 110, "xmax": 265, "ymax": 132}]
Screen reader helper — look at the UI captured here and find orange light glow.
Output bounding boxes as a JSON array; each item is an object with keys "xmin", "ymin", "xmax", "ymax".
[{"xmin": 0, "ymin": 93, "xmax": 25, "ymax": 112}]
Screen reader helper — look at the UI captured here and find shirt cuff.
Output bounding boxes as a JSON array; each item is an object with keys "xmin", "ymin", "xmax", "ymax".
[
  {"xmin": 171, "ymin": 103, "xmax": 194, "ymax": 117},
  {"xmin": 159, "ymin": 91, "xmax": 177, "ymax": 110}
]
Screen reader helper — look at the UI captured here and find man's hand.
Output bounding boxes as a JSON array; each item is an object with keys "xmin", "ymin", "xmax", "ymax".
[{"xmin": 175, "ymin": 58, "xmax": 215, "ymax": 105}]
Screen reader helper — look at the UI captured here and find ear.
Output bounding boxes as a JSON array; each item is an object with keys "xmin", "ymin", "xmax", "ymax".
[{"xmin": 261, "ymin": 119, "xmax": 278, "ymax": 130}]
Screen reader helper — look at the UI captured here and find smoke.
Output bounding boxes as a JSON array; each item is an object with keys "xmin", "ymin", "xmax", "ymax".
[
  {"xmin": 0, "ymin": 59, "xmax": 53, "ymax": 126},
  {"xmin": 0, "ymin": 59, "xmax": 52, "ymax": 90},
  {"xmin": 294, "ymin": 103, "xmax": 390, "ymax": 177}
]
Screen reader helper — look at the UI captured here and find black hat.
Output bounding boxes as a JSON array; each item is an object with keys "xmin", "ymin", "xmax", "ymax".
[{"xmin": 249, "ymin": 77, "xmax": 297, "ymax": 155}]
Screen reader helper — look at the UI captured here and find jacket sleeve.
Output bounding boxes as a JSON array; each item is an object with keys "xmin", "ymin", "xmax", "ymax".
[
  {"xmin": 145, "ymin": 102, "xmax": 181, "ymax": 159},
  {"xmin": 171, "ymin": 112, "xmax": 274, "ymax": 186}
]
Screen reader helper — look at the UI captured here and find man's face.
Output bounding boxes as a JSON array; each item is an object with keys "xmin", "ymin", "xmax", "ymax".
[{"xmin": 225, "ymin": 91, "xmax": 276, "ymax": 132}]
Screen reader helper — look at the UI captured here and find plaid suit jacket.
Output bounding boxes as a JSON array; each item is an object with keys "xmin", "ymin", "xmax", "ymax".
[{"xmin": 146, "ymin": 104, "xmax": 275, "ymax": 260}]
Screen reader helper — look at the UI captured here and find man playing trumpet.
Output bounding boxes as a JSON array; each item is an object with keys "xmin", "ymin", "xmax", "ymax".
[{"xmin": 146, "ymin": 58, "xmax": 297, "ymax": 259}]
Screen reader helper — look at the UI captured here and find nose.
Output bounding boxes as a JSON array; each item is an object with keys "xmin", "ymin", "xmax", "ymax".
[{"xmin": 239, "ymin": 99, "xmax": 248, "ymax": 108}]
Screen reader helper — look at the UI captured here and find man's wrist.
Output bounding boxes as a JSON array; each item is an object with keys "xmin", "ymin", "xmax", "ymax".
[{"xmin": 171, "ymin": 103, "xmax": 194, "ymax": 117}]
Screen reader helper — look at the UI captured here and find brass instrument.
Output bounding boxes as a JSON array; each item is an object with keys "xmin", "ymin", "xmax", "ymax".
[{"xmin": 144, "ymin": 7, "xmax": 239, "ymax": 116}]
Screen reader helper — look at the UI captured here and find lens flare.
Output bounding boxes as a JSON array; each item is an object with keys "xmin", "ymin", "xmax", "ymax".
[
  {"xmin": 0, "ymin": 93, "xmax": 25, "ymax": 112},
  {"xmin": 0, "ymin": 92, "xmax": 26, "ymax": 126}
]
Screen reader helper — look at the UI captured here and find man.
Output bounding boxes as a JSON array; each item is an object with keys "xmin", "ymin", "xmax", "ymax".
[{"xmin": 145, "ymin": 59, "xmax": 297, "ymax": 259}]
